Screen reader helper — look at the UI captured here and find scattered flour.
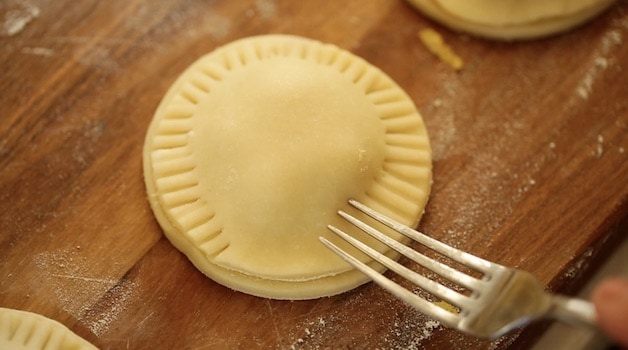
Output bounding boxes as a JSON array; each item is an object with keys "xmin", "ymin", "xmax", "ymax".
[
  {"xmin": 33, "ymin": 248, "xmax": 139, "ymax": 338},
  {"xmin": 76, "ymin": 45, "xmax": 121, "ymax": 72},
  {"xmin": 1, "ymin": 0, "xmax": 40, "ymax": 37},
  {"xmin": 287, "ymin": 314, "xmax": 336, "ymax": 350},
  {"xmin": 254, "ymin": 0, "xmax": 278, "ymax": 21},
  {"xmin": 202, "ymin": 13, "xmax": 232, "ymax": 40},
  {"xmin": 21, "ymin": 46, "xmax": 54, "ymax": 57},
  {"xmin": 128, "ymin": 2, "xmax": 232, "ymax": 42},
  {"xmin": 284, "ymin": 290, "xmax": 451, "ymax": 350},
  {"xmin": 386, "ymin": 317, "xmax": 442, "ymax": 350},
  {"xmin": 33, "ymin": 248, "xmax": 116, "ymax": 319},
  {"xmin": 574, "ymin": 29, "xmax": 622, "ymax": 100},
  {"xmin": 428, "ymin": 113, "xmax": 457, "ymax": 161},
  {"xmin": 564, "ymin": 247, "xmax": 594, "ymax": 279},
  {"xmin": 83, "ymin": 278, "xmax": 138, "ymax": 337},
  {"xmin": 422, "ymin": 73, "xmax": 464, "ymax": 162},
  {"xmin": 592, "ymin": 134, "xmax": 604, "ymax": 158}
]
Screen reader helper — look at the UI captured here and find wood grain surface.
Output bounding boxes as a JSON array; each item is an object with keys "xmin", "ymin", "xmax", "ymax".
[{"xmin": 1, "ymin": 1, "xmax": 627, "ymax": 349}]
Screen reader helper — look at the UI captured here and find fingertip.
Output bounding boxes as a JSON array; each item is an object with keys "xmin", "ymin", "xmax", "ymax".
[
  {"xmin": 592, "ymin": 278, "xmax": 628, "ymax": 347},
  {"xmin": 593, "ymin": 278, "xmax": 628, "ymax": 305}
]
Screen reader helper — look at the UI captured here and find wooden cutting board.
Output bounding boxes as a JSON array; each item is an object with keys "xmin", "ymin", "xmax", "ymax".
[{"xmin": 1, "ymin": 1, "xmax": 626, "ymax": 349}]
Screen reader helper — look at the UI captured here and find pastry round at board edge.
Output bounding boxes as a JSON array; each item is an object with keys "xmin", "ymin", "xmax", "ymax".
[
  {"xmin": 143, "ymin": 34, "xmax": 433, "ymax": 299},
  {"xmin": 0, "ymin": 307, "xmax": 97, "ymax": 350},
  {"xmin": 406, "ymin": 0, "xmax": 616, "ymax": 41}
]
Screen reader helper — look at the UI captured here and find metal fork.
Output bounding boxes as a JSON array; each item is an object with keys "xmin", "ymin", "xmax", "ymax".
[{"xmin": 320, "ymin": 199, "xmax": 597, "ymax": 339}]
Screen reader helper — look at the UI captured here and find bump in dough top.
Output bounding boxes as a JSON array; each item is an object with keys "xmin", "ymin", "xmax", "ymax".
[{"xmin": 143, "ymin": 35, "xmax": 432, "ymax": 299}]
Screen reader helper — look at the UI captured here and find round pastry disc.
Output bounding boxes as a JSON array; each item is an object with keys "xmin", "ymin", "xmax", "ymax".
[
  {"xmin": 143, "ymin": 35, "xmax": 432, "ymax": 299},
  {"xmin": 0, "ymin": 308, "xmax": 97, "ymax": 350},
  {"xmin": 407, "ymin": 0, "xmax": 616, "ymax": 40}
]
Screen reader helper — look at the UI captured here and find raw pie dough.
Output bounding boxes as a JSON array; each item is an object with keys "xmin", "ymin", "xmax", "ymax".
[
  {"xmin": 0, "ymin": 308, "xmax": 97, "ymax": 350},
  {"xmin": 143, "ymin": 35, "xmax": 432, "ymax": 299},
  {"xmin": 406, "ymin": 0, "xmax": 616, "ymax": 40}
]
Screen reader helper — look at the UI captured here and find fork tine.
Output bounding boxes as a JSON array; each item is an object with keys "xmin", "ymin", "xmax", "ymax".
[
  {"xmin": 337, "ymin": 210, "xmax": 485, "ymax": 292},
  {"xmin": 326, "ymin": 224, "xmax": 470, "ymax": 308},
  {"xmin": 322, "ymin": 201, "xmax": 598, "ymax": 339},
  {"xmin": 319, "ymin": 235, "xmax": 460, "ymax": 328},
  {"xmin": 348, "ymin": 199, "xmax": 495, "ymax": 274}
]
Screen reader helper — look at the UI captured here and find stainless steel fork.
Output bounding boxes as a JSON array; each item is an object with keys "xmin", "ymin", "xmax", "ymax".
[{"xmin": 320, "ymin": 199, "xmax": 597, "ymax": 339}]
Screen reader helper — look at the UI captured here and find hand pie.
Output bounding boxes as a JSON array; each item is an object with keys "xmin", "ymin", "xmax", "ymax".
[
  {"xmin": 143, "ymin": 35, "xmax": 432, "ymax": 299},
  {"xmin": 0, "ymin": 308, "xmax": 97, "ymax": 350},
  {"xmin": 406, "ymin": 0, "xmax": 616, "ymax": 40}
]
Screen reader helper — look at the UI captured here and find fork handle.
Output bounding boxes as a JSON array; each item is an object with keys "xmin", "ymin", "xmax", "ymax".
[{"xmin": 549, "ymin": 295, "xmax": 597, "ymax": 328}]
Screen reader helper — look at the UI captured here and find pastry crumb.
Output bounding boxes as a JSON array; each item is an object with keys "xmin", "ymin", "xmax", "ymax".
[
  {"xmin": 434, "ymin": 300, "xmax": 459, "ymax": 314},
  {"xmin": 418, "ymin": 28, "xmax": 463, "ymax": 71}
]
